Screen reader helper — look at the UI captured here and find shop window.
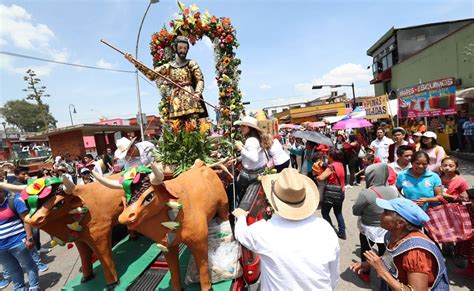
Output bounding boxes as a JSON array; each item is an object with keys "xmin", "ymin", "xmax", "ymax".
[{"xmin": 383, "ymin": 81, "xmax": 392, "ymax": 94}]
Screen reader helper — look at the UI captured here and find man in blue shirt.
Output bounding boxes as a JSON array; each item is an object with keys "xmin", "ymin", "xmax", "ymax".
[{"xmin": 0, "ymin": 189, "xmax": 40, "ymax": 291}]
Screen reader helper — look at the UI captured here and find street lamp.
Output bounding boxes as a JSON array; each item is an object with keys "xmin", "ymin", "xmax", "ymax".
[
  {"xmin": 135, "ymin": 0, "xmax": 159, "ymax": 141},
  {"xmin": 312, "ymin": 83, "xmax": 357, "ymax": 109},
  {"xmin": 68, "ymin": 104, "xmax": 77, "ymax": 125}
]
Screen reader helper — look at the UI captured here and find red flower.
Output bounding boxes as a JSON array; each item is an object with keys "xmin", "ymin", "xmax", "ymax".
[
  {"xmin": 225, "ymin": 35, "xmax": 233, "ymax": 43},
  {"xmin": 211, "ymin": 16, "xmax": 217, "ymax": 23},
  {"xmin": 167, "ymin": 35, "xmax": 173, "ymax": 41},
  {"xmin": 194, "ymin": 12, "xmax": 200, "ymax": 19},
  {"xmin": 197, "ymin": 20, "xmax": 202, "ymax": 27},
  {"xmin": 184, "ymin": 8, "xmax": 190, "ymax": 16}
]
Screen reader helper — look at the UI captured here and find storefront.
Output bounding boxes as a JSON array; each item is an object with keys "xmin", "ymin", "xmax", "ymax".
[{"xmin": 397, "ymin": 77, "xmax": 460, "ymax": 150}]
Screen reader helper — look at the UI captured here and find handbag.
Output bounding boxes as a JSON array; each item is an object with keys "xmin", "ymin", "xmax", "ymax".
[
  {"xmin": 323, "ymin": 165, "xmax": 344, "ymax": 205},
  {"xmin": 424, "ymin": 197, "xmax": 473, "ymax": 243},
  {"xmin": 263, "ymin": 149, "xmax": 274, "ymax": 169},
  {"xmin": 358, "ymin": 146, "xmax": 367, "ymax": 159}
]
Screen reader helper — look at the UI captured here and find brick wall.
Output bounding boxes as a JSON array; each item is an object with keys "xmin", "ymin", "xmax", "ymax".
[{"xmin": 49, "ymin": 130, "xmax": 85, "ymax": 159}]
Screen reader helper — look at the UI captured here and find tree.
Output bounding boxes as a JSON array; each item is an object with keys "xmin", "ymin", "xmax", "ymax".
[
  {"xmin": 23, "ymin": 69, "xmax": 51, "ymax": 130},
  {"xmin": 1, "ymin": 100, "xmax": 57, "ymax": 132}
]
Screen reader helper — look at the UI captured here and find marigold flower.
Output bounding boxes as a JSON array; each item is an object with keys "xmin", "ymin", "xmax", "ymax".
[
  {"xmin": 184, "ymin": 8, "xmax": 190, "ymax": 16},
  {"xmin": 222, "ymin": 57, "xmax": 231, "ymax": 66}
]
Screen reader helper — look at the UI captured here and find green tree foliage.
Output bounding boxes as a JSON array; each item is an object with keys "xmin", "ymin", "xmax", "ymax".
[
  {"xmin": 1, "ymin": 99, "xmax": 57, "ymax": 132},
  {"xmin": 23, "ymin": 69, "xmax": 51, "ymax": 130}
]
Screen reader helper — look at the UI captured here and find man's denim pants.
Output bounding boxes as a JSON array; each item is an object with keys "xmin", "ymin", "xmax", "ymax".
[{"xmin": 0, "ymin": 242, "xmax": 40, "ymax": 291}]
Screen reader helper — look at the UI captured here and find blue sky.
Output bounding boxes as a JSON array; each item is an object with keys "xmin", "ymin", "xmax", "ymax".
[{"xmin": 1, "ymin": 0, "xmax": 473, "ymax": 127}]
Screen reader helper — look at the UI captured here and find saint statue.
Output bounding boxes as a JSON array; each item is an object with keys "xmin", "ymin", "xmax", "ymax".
[{"xmin": 124, "ymin": 36, "xmax": 207, "ymax": 122}]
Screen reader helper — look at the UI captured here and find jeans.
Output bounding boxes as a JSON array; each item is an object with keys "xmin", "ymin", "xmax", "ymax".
[
  {"xmin": 0, "ymin": 242, "xmax": 40, "ymax": 291},
  {"xmin": 321, "ymin": 201, "xmax": 346, "ymax": 235},
  {"xmin": 347, "ymin": 156, "xmax": 360, "ymax": 185},
  {"xmin": 32, "ymin": 228, "xmax": 41, "ymax": 251}
]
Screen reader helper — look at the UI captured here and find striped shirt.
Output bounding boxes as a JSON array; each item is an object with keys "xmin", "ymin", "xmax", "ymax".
[{"xmin": 0, "ymin": 192, "xmax": 28, "ymax": 250}]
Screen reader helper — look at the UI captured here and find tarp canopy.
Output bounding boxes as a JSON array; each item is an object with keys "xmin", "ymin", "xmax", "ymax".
[{"xmin": 323, "ymin": 115, "xmax": 345, "ymax": 124}]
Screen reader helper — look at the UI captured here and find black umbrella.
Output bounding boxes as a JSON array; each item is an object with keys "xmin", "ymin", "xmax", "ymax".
[{"xmin": 293, "ymin": 131, "xmax": 334, "ymax": 147}]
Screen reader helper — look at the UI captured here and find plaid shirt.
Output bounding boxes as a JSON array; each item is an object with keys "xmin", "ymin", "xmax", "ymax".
[{"xmin": 463, "ymin": 121, "xmax": 474, "ymax": 136}]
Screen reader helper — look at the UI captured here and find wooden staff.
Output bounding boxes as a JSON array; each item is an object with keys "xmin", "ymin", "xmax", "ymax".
[{"xmin": 100, "ymin": 39, "xmax": 218, "ymax": 110}]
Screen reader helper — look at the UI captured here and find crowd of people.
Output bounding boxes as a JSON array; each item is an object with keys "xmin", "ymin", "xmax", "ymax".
[
  {"xmin": 231, "ymin": 116, "xmax": 473, "ymax": 290},
  {"xmin": 0, "ymin": 115, "xmax": 472, "ymax": 290}
]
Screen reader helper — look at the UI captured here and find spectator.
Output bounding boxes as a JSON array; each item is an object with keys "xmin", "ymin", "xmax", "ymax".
[
  {"xmin": 351, "ymin": 198, "xmax": 449, "ymax": 290},
  {"xmin": 0, "ymin": 189, "xmax": 40, "ymax": 291},
  {"xmin": 411, "ymin": 132, "xmax": 422, "ymax": 151},
  {"xmin": 63, "ymin": 153, "xmax": 78, "ymax": 184},
  {"xmin": 317, "ymin": 149, "xmax": 346, "ymax": 240},
  {"xmin": 288, "ymin": 136, "xmax": 299, "ymax": 169},
  {"xmin": 10, "ymin": 167, "xmax": 29, "ymax": 186},
  {"xmin": 420, "ymin": 131, "xmax": 446, "ymax": 173},
  {"xmin": 463, "ymin": 115, "xmax": 474, "ymax": 152},
  {"xmin": 335, "ymin": 134, "xmax": 345, "ymax": 151},
  {"xmin": 387, "ymin": 127, "xmax": 415, "ymax": 163},
  {"xmin": 352, "ymin": 163, "xmax": 398, "ymax": 283},
  {"xmin": 417, "ymin": 120, "xmax": 427, "ymax": 133},
  {"xmin": 388, "ymin": 145, "xmax": 413, "ymax": 174},
  {"xmin": 456, "ymin": 113, "xmax": 468, "ymax": 152},
  {"xmin": 439, "ymin": 157, "xmax": 469, "ymax": 202},
  {"xmin": 114, "ymin": 137, "xmax": 155, "ymax": 169},
  {"xmin": 262, "ymin": 134, "xmax": 290, "ymax": 173},
  {"xmin": 233, "ymin": 116, "xmax": 267, "ymax": 205},
  {"xmin": 290, "ymin": 140, "xmax": 316, "ymax": 180},
  {"xmin": 79, "ymin": 168, "xmax": 94, "ymax": 185},
  {"xmin": 55, "ymin": 166, "xmax": 73, "ymax": 183},
  {"xmin": 344, "ymin": 134, "xmax": 361, "ymax": 188},
  {"xmin": 396, "ymin": 151, "xmax": 443, "ymax": 210},
  {"xmin": 233, "ymin": 168, "xmax": 340, "ymax": 290},
  {"xmin": 370, "ymin": 128, "xmax": 393, "ymax": 163}
]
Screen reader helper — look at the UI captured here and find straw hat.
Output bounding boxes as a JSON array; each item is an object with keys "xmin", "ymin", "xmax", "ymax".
[
  {"xmin": 233, "ymin": 116, "xmax": 262, "ymax": 131},
  {"xmin": 261, "ymin": 168, "xmax": 319, "ymax": 221},
  {"xmin": 114, "ymin": 137, "xmax": 137, "ymax": 159}
]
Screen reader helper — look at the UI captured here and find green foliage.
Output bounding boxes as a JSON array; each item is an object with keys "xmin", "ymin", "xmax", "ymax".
[
  {"xmin": 155, "ymin": 126, "xmax": 218, "ymax": 176},
  {"xmin": 22, "ymin": 69, "xmax": 52, "ymax": 131},
  {"xmin": 1, "ymin": 99, "xmax": 57, "ymax": 132}
]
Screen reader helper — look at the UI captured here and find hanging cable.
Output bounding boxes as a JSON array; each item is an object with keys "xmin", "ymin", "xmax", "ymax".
[{"xmin": 0, "ymin": 51, "xmax": 135, "ymax": 73}]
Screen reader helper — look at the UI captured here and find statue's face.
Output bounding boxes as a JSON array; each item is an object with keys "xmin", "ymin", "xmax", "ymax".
[{"xmin": 176, "ymin": 43, "xmax": 189, "ymax": 59}]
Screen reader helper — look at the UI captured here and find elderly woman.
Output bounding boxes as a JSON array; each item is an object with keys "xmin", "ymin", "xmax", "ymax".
[
  {"xmin": 352, "ymin": 163, "xmax": 398, "ymax": 283},
  {"xmin": 351, "ymin": 198, "xmax": 449, "ymax": 290},
  {"xmin": 396, "ymin": 151, "xmax": 443, "ymax": 210}
]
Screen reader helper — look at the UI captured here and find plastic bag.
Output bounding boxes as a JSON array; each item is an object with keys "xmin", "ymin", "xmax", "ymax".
[{"xmin": 185, "ymin": 219, "xmax": 242, "ymax": 284}]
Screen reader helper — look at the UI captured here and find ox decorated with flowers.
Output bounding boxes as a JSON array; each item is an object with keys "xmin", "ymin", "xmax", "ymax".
[
  {"xmin": 0, "ymin": 175, "xmax": 132, "ymax": 290},
  {"xmin": 93, "ymin": 161, "xmax": 229, "ymax": 291}
]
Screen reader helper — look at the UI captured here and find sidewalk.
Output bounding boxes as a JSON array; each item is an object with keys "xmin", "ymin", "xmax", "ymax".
[{"xmin": 448, "ymin": 151, "xmax": 474, "ymax": 163}]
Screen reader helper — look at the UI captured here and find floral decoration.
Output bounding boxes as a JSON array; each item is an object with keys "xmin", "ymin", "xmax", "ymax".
[
  {"xmin": 120, "ymin": 166, "xmax": 153, "ymax": 203},
  {"xmin": 21, "ymin": 177, "xmax": 62, "ymax": 217},
  {"xmin": 150, "ymin": 1, "xmax": 243, "ymax": 138}
]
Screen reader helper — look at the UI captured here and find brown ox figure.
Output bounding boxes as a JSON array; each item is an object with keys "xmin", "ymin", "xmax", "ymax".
[
  {"xmin": 0, "ymin": 173, "xmax": 161, "ymax": 290},
  {"xmin": 94, "ymin": 161, "xmax": 229, "ymax": 291}
]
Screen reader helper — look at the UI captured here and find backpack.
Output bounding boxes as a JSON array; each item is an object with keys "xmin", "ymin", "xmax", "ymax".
[{"xmin": 7, "ymin": 195, "xmax": 17, "ymax": 216}]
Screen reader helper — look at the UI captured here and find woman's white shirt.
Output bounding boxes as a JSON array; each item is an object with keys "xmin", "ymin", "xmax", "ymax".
[
  {"xmin": 268, "ymin": 139, "xmax": 290, "ymax": 166},
  {"xmin": 241, "ymin": 137, "xmax": 266, "ymax": 170}
]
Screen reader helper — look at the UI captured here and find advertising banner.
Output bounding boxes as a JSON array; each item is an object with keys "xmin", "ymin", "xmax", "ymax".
[
  {"xmin": 397, "ymin": 78, "xmax": 456, "ymax": 118},
  {"xmin": 361, "ymin": 95, "xmax": 389, "ymax": 120}
]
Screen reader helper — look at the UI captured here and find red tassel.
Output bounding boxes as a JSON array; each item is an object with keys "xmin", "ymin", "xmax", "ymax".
[{"xmin": 67, "ymin": 243, "xmax": 74, "ymax": 249}]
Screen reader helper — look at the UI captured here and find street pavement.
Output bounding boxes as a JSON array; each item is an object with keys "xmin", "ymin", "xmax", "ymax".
[{"xmin": 32, "ymin": 159, "xmax": 474, "ymax": 290}]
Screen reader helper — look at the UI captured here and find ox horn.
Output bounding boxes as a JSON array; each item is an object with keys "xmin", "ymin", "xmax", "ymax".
[
  {"xmin": 92, "ymin": 171, "xmax": 122, "ymax": 189},
  {"xmin": 149, "ymin": 163, "xmax": 164, "ymax": 185},
  {"xmin": 0, "ymin": 182, "xmax": 26, "ymax": 193},
  {"xmin": 62, "ymin": 175, "xmax": 76, "ymax": 194}
]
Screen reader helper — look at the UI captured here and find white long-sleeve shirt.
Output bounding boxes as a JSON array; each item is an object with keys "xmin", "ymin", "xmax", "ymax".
[
  {"xmin": 235, "ymin": 214, "xmax": 340, "ymax": 291},
  {"xmin": 268, "ymin": 139, "xmax": 290, "ymax": 166},
  {"xmin": 240, "ymin": 137, "xmax": 266, "ymax": 171}
]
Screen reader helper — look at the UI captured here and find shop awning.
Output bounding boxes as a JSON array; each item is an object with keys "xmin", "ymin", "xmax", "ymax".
[
  {"xmin": 291, "ymin": 109, "xmax": 337, "ymax": 119},
  {"xmin": 457, "ymin": 87, "xmax": 474, "ymax": 102},
  {"xmin": 278, "ymin": 114, "xmax": 290, "ymax": 121},
  {"xmin": 323, "ymin": 116, "xmax": 345, "ymax": 124}
]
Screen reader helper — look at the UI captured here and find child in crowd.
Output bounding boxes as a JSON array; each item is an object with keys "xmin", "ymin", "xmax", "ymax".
[{"xmin": 439, "ymin": 157, "xmax": 469, "ymax": 202}]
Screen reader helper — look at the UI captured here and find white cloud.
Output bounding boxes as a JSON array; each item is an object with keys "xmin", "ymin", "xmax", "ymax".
[
  {"xmin": 5, "ymin": 49, "xmax": 70, "ymax": 76},
  {"xmin": 294, "ymin": 63, "xmax": 374, "ymax": 98},
  {"xmin": 0, "ymin": 4, "xmax": 54, "ymax": 49},
  {"xmin": 96, "ymin": 58, "xmax": 114, "ymax": 69},
  {"xmin": 259, "ymin": 84, "xmax": 272, "ymax": 90}
]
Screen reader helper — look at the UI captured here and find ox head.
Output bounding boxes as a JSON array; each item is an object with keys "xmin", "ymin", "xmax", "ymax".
[
  {"xmin": 0, "ymin": 176, "xmax": 81, "ymax": 227},
  {"xmin": 93, "ymin": 164, "xmax": 168, "ymax": 229}
]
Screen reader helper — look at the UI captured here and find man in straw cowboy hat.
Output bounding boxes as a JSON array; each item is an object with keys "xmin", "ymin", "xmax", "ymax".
[
  {"xmin": 233, "ymin": 168, "xmax": 340, "ymax": 290},
  {"xmin": 114, "ymin": 136, "xmax": 155, "ymax": 170}
]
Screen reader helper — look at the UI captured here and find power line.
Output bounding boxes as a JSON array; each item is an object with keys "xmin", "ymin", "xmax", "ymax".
[{"xmin": 0, "ymin": 51, "xmax": 135, "ymax": 73}]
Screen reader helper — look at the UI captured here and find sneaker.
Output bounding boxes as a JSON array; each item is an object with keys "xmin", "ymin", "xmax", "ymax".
[
  {"xmin": 37, "ymin": 263, "xmax": 49, "ymax": 272},
  {"xmin": 337, "ymin": 232, "xmax": 347, "ymax": 240},
  {"xmin": 0, "ymin": 278, "xmax": 11, "ymax": 289},
  {"xmin": 344, "ymin": 185, "xmax": 353, "ymax": 189},
  {"xmin": 39, "ymin": 247, "xmax": 51, "ymax": 253}
]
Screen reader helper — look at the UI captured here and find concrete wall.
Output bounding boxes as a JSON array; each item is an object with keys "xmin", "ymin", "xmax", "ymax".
[{"xmin": 389, "ymin": 23, "xmax": 474, "ymax": 93}]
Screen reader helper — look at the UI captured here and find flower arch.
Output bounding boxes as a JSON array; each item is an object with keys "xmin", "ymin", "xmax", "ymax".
[{"xmin": 150, "ymin": 2, "xmax": 243, "ymax": 135}]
